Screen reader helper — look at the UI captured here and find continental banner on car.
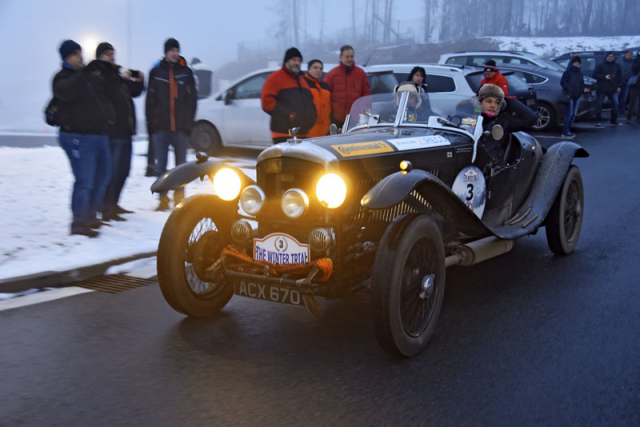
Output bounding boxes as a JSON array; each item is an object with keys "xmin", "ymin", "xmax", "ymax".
[
  {"xmin": 331, "ymin": 141, "xmax": 395, "ymax": 157},
  {"xmin": 452, "ymin": 166, "xmax": 486, "ymax": 218}
]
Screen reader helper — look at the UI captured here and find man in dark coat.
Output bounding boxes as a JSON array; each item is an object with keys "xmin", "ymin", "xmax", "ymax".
[
  {"xmin": 593, "ymin": 52, "xmax": 622, "ymax": 126},
  {"xmin": 560, "ymin": 55, "xmax": 585, "ymax": 138},
  {"xmin": 52, "ymin": 39, "xmax": 111, "ymax": 237},
  {"xmin": 261, "ymin": 47, "xmax": 316, "ymax": 143},
  {"xmin": 146, "ymin": 38, "xmax": 197, "ymax": 211},
  {"xmin": 617, "ymin": 49, "xmax": 634, "ymax": 113},
  {"xmin": 626, "ymin": 53, "xmax": 640, "ymax": 124},
  {"xmin": 88, "ymin": 42, "xmax": 145, "ymax": 221}
]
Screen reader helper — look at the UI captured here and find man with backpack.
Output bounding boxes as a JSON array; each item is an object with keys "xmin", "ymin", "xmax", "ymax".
[{"xmin": 50, "ymin": 39, "xmax": 111, "ymax": 237}]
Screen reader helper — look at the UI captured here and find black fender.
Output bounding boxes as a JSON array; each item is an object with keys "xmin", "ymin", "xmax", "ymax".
[
  {"xmin": 150, "ymin": 159, "xmax": 256, "ymax": 194},
  {"xmin": 362, "ymin": 141, "xmax": 588, "ymax": 240}
]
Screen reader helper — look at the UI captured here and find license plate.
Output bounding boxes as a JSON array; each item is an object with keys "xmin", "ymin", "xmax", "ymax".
[
  {"xmin": 233, "ymin": 279, "xmax": 304, "ymax": 306},
  {"xmin": 253, "ymin": 233, "xmax": 310, "ymax": 265}
]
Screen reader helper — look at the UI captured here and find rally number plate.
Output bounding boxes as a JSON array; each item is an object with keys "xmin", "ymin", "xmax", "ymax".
[{"xmin": 233, "ymin": 280, "xmax": 304, "ymax": 307}]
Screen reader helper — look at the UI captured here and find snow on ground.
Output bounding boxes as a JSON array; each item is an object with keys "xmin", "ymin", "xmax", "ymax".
[
  {"xmin": 0, "ymin": 139, "xmax": 256, "ymax": 282},
  {"xmin": 492, "ymin": 35, "xmax": 640, "ymax": 58}
]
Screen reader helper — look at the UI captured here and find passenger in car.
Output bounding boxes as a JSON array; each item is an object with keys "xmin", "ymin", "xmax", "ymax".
[
  {"xmin": 475, "ymin": 84, "xmax": 537, "ymax": 171},
  {"xmin": 408, "ymin": 66, "xmax": 429, "ymax": 92},
  {"xmin": 480, "ymin": 60, "xmax": 510, "ymax": 97},
  {"xmin": 303, "ymin": 59, "xmax": 332, "ymax": 138}
]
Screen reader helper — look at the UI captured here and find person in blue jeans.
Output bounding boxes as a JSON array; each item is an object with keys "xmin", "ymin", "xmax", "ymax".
[
  {"xmin": 560, "ymin": 55, "xmax": 585, "ymax": 138},
  {"xmin": 52, "ymin": 40, "xmax": 112, "ymax": 237},
  {"xmin": 89, "ymin": 42, "xmax": 145, "ymax": 221},
  {"xmin": 145, "ymin": 38, "xmax": 197, "ymax": 211}
]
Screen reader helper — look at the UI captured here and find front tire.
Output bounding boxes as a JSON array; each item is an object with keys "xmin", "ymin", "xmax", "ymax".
[
  {"xmin": 371, "ymin": 214, "xmax": 446, "ymax": 357},
  {"xmin": 545, "ymin": 166, "xmax": 584, "ymax": 255},
  {"xmin": 157, "ymin": 194, "xmax": 234, "ymax": 317}
]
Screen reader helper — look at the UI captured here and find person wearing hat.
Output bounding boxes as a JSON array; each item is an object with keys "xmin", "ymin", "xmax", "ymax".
[
  {"xmin": 480, "ymin": 60, "xmax": 509, "ymax": 97},
  {"xmin": 324, "ymin": 45, "xmax": 371, "ymax": 128},
  {"xmin": 86, "ymin": 42, "xmax": 145, "ymax": 221},
  {"xmin": 475, "ymin": 84, "xmax": 537, "ymax": 170},
  {"xmin": 52, "ymin": 39, "xmax": 112, "ymax": 237},
  {"xmin": 593, "ymin": 52, "xmax": 622, "ymax": 127},
  {"xmin": 146, "ymin": 38, "xmax": 197, "ymax": 211},
  {"xmin": 617, "ymin": 49, "xmax": 634, "ymax": 113},
  {"xmin": 261, "ymin": 47, "xmax": 317, "ymax": 143},
  {"xmin": 560, "ymin": 55, "xmax": 585, "ymax": 138},
  {"xmin": 303, "ymin": 59, "xmax": 332, "ymax": 138}
]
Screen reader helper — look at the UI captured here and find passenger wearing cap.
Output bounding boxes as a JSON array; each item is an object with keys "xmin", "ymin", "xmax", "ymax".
[
  {"xmin": 51, "ymin": 39, "xmax": 112, "ymax": 237},
  {"xmin": 86, "ymin": 42, "xmax": 145, "ymax": 221},
  {"xmin": 560, "ymin": 55, "xmax": 585, "ymax": 138},
  {"xmin": 393, "ymin": 81, "xmax": 435, "ymax": 123},
  {"xmin": 480, "ymin": 60, "xmax": 509, "ymax": 96},
  {"xmin": 261, "ymin": 47, "xmax": 317, "ymax": 143},
  {"xmin": 617, "ymin": 49, "xmax": 634, "ymax": 113},
  {"xmin": 146, "ymin": 38, "xmax": 197, "ymax": 211},
  {"xmin": 475, "ymin": 84, "xmax": 537, "ymax": 171}
]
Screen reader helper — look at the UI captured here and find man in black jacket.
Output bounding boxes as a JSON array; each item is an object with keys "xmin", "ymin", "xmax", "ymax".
[
  {"xmin": 89, "ymin": 42, "xmax": 145, "ymax": 221},
  {"xmin": 593, "ymin": 52, "xmax": 622, "ymax": 127},
  {"xmin": 146, "ymin": 38, "xmax": 197, "ymax": 211},
  {"xmin": 560, "ymin": 55, "xmax": 585, "ymax": 138},
  {"xmin": 53, "ymin": 39, "xmax": 111, "ymax": 237}
]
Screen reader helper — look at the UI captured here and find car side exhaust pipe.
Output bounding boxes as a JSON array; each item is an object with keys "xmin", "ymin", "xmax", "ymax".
[{"xmin": 445, "ymin": 237, "xmax": 515, "ymax": 268}]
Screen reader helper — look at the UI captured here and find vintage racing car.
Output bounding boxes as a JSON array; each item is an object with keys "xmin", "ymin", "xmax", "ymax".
[{"xmin": 151, "ymin": 92, "xmax": 588, "ymax": 357}]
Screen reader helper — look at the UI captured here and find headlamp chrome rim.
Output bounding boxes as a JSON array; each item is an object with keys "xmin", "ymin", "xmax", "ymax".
[
  {"xmin": 240, "ymin": 185, "xmax": 266, "ymax": 216},
  {"xmin": 281, "ymin": 188, "xmax": 309, "ymax": 218}
]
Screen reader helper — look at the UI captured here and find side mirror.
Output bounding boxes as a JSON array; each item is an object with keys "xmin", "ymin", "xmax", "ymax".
[
  {"xmin": 491, "ymin": 125, "xmax": 504, "ymax": 140},
  {"xmin": 223, "ymin": 91, "xmax": 232, "ymax": 105},
  {"xmin": 329, "ymin": 123, "xmax": 338, "ymax": 135}
]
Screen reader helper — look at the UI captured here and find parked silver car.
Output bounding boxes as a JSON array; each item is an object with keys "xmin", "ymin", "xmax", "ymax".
[
  {"xmin": 438, "ymin": 51, "xmax": 567, "ymax": 72},
  {"xmin": 190, "ymin": 65, "xmax": 398, "ymax": 154}
]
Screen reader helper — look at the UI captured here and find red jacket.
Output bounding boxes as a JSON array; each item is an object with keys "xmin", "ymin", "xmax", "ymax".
[
  {"xmin": 303, "ymin": 73, "xmax": 332, "ymax": 138},
  {"xmin": 481, "ymin": 71, "xmax": 510, "ymax": 97},
  {"xmin": 324, "ymin": 62, "xmax": 371, "ymax": 124},
  {"xmin": 261, "ymin": 66, "xmax": 316, "ymax": 139}
]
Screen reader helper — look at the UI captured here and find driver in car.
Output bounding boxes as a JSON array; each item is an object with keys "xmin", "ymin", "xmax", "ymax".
[{"xmin": 475, "ymin": 84, "xmax": 537, "ymax": 171}]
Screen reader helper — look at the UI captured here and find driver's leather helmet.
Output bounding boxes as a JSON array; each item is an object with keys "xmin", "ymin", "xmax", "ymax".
[{"xmin": 394, "ymin": 81, "xmax": 422, "ymax": 108}]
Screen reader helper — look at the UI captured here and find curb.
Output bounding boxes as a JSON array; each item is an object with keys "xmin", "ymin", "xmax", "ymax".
[{"xmin": 0, "ymin": 251, "xmax": 157, "ymax": 293}]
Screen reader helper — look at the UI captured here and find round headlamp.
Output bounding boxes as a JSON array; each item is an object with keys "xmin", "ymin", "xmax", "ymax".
[
  {"xmin": 240, "ymin": 185, "xmax": 265, "ymax": 215},
  {"xmin": 213, "ymin": 168, "xmax": 241, "ymax": 201},
  {"xmin": 281, "ymin": 188, "xmax": 309, "ymax": 218},
  {"xmin": 316, "ymin": 173, "xmax": 347, "ymax": 209}
]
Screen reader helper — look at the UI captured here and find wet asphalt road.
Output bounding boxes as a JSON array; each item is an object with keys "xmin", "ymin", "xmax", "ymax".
[{"xmin": 1, "ymin": 123, "xmax": 640, "ymax": 426}]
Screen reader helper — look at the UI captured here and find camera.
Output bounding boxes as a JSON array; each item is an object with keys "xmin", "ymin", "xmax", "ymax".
[{"xmin": 130, "ymin": 70, "xmax": 140, "ymax": 78}]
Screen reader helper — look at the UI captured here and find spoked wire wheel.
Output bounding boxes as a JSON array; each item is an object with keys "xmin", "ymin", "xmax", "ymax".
[
  {"xmin": 545, "ymin": 166, "xmax": 584, "ymax": 255},
  {"xmin": 157, "ymin": 195, "xmax": 233, "ymax": 317},
  {"xmin": 371, "ymin": 214, "xmax": 446, "ymax": 357}
]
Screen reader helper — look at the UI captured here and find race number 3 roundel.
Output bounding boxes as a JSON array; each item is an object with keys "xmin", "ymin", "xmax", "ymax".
[{"xmin": 452, "ymin": 166, "xmax": 486, "ymax": 219}]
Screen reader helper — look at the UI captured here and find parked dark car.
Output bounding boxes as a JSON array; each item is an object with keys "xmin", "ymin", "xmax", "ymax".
[
  {"xmin": 151, "ymin": 91, "xmax": 588, "ymax": 357},
  {"xmin": 486, "ymin": 63, "xmax": 598, "ymax": 131}
]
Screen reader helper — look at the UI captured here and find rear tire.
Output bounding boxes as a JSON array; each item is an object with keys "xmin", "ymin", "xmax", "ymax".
[
  {"xmin": 157, "ymin": 194, "xmax": 234, "ymax": 317},
  {"xmin": 190, "ymin": 122, "xmax": 222, "ymax": 156},
  {"xmin": 545, "ymin": 166, "xmax": 584, "ymax": 255},
  {"xmin": 533, "ymin": 102, "xmax": 557, "ymax": 132},
  {"xmin": 371, "ymin": 214, "xmax": 446, "ymax": 357}
]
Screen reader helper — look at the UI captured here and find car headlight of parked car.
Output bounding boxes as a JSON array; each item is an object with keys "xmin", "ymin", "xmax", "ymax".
[
  {"xmin": 316, "ymin": 173, "xmax": 347, "ymax": 209},
  {"xmin": 281, "ymin": 189, "xmax": 309, "ymax": 218},
  {"xmin": 213, "ymin": 168, "xmax": 242, "ymax": 201},
  {"xmin": 240, "ymin": 185, "xmax": 266, "ymax": 215}
]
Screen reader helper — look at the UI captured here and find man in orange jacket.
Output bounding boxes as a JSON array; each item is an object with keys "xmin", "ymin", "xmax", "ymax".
[
  {"xmin": 480, "ymin": 60, "xmax": 509, "ymax": 97},
  {"xmin": 303, "ymin": 59, "xmax": 332, "ymax": 138},
  {"xmin": 324, "ymin": 45, "xmax": 371, "ymax": 128},
  {"xmin": 261, "ymin": 47, "xmax": 316, "ymax": 143}
]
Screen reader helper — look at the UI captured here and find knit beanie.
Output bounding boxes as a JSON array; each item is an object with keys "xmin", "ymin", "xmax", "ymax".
[
  {"xmin": 96, "ymin": 42, "xmax": 114, "ymax": 59},
  {"xmin": 59, "ymin": 39, "xmax": 81, "ymax": 60},
  {"xmin": 284, "ymin": 47, "xmax": 302, "ymax": 63},
  {"xmin": 164, "ymin": 38, "xmax": 180, "ymax": 54},
  {"xmin": 571, "ymin": 55, "xmax": 581, "ymax": 65},
  {"xmin": 483, "ymin": 59, "xmax": 498, "ymax": 73}
]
